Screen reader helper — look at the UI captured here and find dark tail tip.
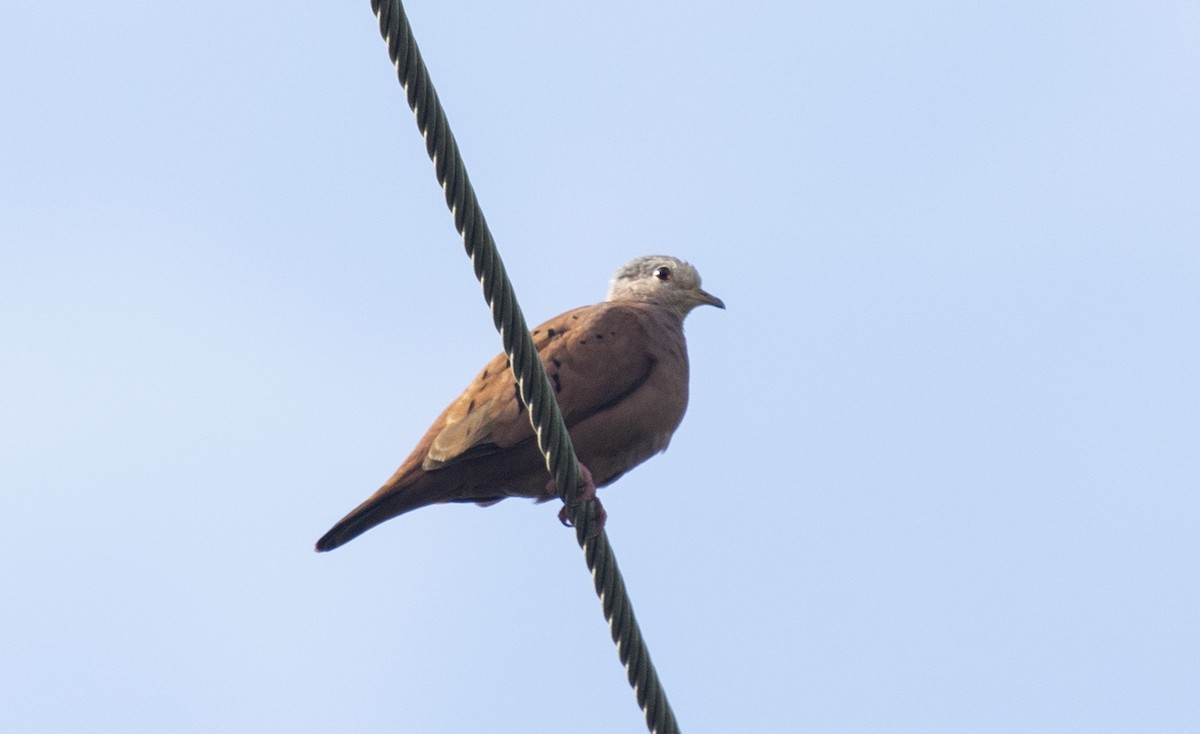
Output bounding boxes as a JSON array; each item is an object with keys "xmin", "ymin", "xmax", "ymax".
[
  {"xmin": 314, "ymin": 479, "xmax": 436, "ymax": 553},
  {"xmin": 313, "ymin": 495, "xmax": 397, "ymax": 553},
  {"xmin": 313, "ymin": 534, "xmax": 339, "ymax": 553},
  {"xmin": 314, "ymin": 516, "xmax": 360, "ymax": 552}
]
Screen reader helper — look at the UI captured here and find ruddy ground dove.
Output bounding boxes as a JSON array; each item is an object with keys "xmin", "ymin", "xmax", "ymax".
[{"xmin": 315, "ymin": 255, "xmax": 723, "ymax": 552}]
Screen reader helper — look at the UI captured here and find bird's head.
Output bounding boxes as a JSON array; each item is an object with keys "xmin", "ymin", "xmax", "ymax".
[{"xmin": 606, "ymin": 255, "xmax": 725, "ymax": 318}]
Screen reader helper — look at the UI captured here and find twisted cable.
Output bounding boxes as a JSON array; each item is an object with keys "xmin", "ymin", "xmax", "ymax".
[{"xmin": 369, "ymin": 2, "xmax": 680, "ymax": 731}]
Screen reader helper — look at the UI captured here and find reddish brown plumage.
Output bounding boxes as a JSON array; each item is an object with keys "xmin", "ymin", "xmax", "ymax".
[
  {"xmin": 315, "ymin": 256, "xmax": 722, "ymax": 552},
  {"xmin": 315, "ymin": 303, "xmax": 690, "ymax": 551}
]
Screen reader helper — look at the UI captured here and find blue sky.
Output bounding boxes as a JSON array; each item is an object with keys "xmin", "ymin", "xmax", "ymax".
[{"xmin": 3, "ymin": 2, "xmax": 1198, "ymax": 732}]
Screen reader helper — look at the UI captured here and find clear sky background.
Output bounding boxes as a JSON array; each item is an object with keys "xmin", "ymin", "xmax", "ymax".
[{"xmin": 3, "ymin": 2, "xmax": 1197, "ymax": 732}]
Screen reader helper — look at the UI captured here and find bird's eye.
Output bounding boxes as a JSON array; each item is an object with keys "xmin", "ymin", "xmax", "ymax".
[{"xmin": 654, "ymin": 266, "xmax": 672, "ymax": 281}]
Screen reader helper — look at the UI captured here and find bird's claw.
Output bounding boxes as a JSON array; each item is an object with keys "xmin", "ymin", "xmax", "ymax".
[{"xmin": 548, "ymin": 464, "xmax": 606, "ymax": 537}]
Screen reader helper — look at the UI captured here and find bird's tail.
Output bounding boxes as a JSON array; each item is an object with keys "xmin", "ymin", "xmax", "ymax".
[{"xmin": 315, "ymin": 477, "xmax": 438, "ymax": 552}]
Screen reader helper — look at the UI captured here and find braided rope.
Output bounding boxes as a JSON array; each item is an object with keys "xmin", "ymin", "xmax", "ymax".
[{"xmin": 369, "ymin": 2, "xmax": 679, "ymax": 731}]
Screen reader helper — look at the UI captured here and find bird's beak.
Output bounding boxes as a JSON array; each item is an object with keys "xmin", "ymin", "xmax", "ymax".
[{"xmin": 697, "ymin": 288, "xmax": 726, "ymax": 310}]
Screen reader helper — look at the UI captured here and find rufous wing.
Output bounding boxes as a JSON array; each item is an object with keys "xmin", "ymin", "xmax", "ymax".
[{"xmin": 422, "ymin": 303, "xmax": 657, "ymax": 470}]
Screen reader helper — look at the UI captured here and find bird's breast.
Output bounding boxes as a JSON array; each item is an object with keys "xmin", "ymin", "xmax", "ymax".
[{"xmin": 571, "ymin": 330, "xmax": 690, "ymax": 486}]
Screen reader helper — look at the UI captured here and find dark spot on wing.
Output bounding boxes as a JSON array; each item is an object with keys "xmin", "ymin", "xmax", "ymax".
[
  {"xmin": 547, "ymin": 328, "xmax": 558, "ymax": 337},
  {"xmin": 467, "ymin": 398, "xmax": 475, "ymax": 414},
  {"xmin": 594, "ymin": 333, "xmax": 604, "ymax": 340},
  {"xmin": 551, "ymin": 372, "xmax": 562, "ymax": 393},
  {"xmin": 551, "ymin": 358, "xmax": 562, "ymax": 368},
  {"xmin": 513, "ymin": 383, "xmax": 525, "ymax": 415}
]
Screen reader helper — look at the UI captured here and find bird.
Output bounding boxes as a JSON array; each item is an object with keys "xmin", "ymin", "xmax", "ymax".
[{"xmin": 315, "ymin": 255, "xmax": 724, "ymax": 552}]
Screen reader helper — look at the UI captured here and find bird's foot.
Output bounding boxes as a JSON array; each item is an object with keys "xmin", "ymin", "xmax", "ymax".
[{"xmin": 547, "ymin": 464, "xmax": 606, "ymax": 536}]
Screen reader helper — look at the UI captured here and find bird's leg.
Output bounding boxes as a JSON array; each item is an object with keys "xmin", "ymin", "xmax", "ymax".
[{"xmin": 545, "ymin": 464, "xmax": 606, "ymax": 535}]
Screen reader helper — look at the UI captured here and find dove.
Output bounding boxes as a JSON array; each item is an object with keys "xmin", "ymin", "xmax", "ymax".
[{"xmin": 315, "ymin": 255, "xmax": 724, "ymax": 552}]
